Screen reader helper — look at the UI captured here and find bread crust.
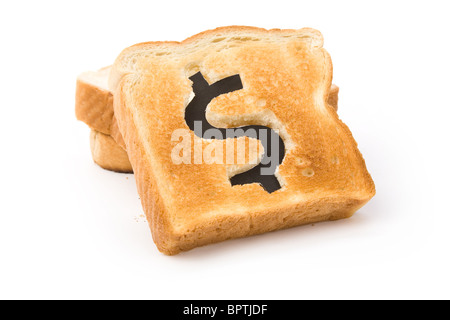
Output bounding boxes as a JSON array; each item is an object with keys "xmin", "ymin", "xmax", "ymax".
[
  {"xmin": 77, "ymin": 69, "xmax": 338, "ymax": 173},
  {"xmin": 110, "ymin": 26, "xmax": 375, "ymax": 255},
  {"xmin": 75, "ymin": 74, "xmax": 114, "ymax": 136},
  {"xmin": 74, "ymin": 28, "xmax": 338, "ymax": 175},
  {"xmin": 90, "ymin": 130, "xmax": 132, "ymax": 173}
]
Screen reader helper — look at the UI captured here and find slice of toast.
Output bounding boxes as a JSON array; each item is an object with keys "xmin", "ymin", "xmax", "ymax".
[
  {"xmin": 77, "ymin": 67, "xmax": 339, "ymax": 173},
  {"xmin": 109, "ymin": 26, "xmax": 375, "ymax": 255}
]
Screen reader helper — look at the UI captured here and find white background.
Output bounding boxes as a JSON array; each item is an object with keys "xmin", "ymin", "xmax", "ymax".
[{"xmin": 0, "ymin": 0, "xmax": 449, "ymax": 300}]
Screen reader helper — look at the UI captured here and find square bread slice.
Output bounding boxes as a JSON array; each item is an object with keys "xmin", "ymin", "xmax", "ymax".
[
  {"xmin": 90, "ymin": 130, "xmax": 132, "ymax": 173},
  {"xmin": 108, "ymin": 26, "xmax": 375, "ymax": 254}
]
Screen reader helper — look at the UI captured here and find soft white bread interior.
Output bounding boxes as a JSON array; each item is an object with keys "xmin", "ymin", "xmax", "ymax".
[{"xmin": 109, "ymin": 26, "xmax": 375, "ymax": 255}]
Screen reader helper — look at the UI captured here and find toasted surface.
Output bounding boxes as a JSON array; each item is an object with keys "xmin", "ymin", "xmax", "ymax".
[
  {"xmin": 90, "ymin": 130, "xmax": 132, "ymax": 173},
  {"xmin": 110, "ymin": 26, "xmax": 375, "ymax": 254}
]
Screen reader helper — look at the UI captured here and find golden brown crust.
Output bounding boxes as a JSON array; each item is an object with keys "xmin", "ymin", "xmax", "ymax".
[
  {"xmin": 110, "ymin": 26, "xmax": 375, "ymax": 255},
  {"xmin": 75, "ymin": 78, "xmax": 115, "ymax": 136},
  {"xmin": 329, "ymin": 84, "xmax": 339, "ymax": 111},
  {"xmin": 90, "ymin": 130, "xmax": 132, "ymax": 173},
  {"xmin": 77, "ymin": 77, "xmax": 337, "ymax": 174}
]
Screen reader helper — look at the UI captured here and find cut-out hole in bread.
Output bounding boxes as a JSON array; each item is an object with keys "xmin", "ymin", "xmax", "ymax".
[{"xmin": 184, "ymin": 72, "xmax": 286, "ymax": 193}]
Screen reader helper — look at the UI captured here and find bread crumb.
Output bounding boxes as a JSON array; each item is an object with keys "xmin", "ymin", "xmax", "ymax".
[{"xmin": 134, "ymin": 214, "xmax": 147, "ymax": 223}]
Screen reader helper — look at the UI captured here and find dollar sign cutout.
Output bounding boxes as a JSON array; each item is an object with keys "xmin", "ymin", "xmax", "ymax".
[{"xmin": 185, "ymin": 72, "xmax": 285, "ymax": 193}]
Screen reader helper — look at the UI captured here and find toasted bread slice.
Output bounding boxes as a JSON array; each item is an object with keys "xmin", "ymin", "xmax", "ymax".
[
  {"xmin": 76, "ymin": 67, "xmax": 114, "ymax": 136},
  {"xmin": 109, "ymin": 26, "xmax": 375, "ymax": 255},
  {"xmin": 75, "ymin": 67, "xmax": 125, "ymax": 149},
  {"xmin": 77, "ymin": 67, "xmax": 339, "ymax": 173}
]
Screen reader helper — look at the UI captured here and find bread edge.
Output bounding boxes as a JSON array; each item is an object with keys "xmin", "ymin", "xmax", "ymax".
[
  {"xmin": 110, "ymin": 27, "xmax": 372, "ymax": 255},
  {"xmin": 90, "ymin": 130, "xmax": 133, "ymax": 173}
]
